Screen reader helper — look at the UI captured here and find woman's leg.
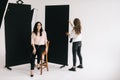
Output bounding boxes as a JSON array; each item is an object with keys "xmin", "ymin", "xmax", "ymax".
[
  {"xmin": 72, "ymin": 43, "xmax": 77, "ymax": 67},
  {"xmin": 37, "ymin": 45, "xmax": 45, "ymax": 68},
  {"xmin": 77, "ymin": 41, "xmax": 83, "ymax": 68},
  {"xmin": 30, "ymin": 53, "xmax": 36, "ymax": 77},
  {"xmin": 69, "ymin": 42, "xmax": 77, "ymax": 71},
  {"xmin": 35, "ymin": 48, "xmax": 40, "ymax": 69},
  {"xmin": 77, "ymin": 46, "xmax": 82, "ymax": 65}
]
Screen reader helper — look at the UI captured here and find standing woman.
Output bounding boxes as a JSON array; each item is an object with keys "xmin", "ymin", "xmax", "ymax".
[
  {"xmin": 30, "ymin": 21, "xmax": 48, "ymax": 77},
  {"xmin": 67, "ymin": 18, "xmax": 83, "ymax": 71}
]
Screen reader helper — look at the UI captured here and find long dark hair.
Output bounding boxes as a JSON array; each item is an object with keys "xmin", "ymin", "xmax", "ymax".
[
  {"xmin": 73, "ymin": 18, "xmax": 82, "ymax": 34},
  {"xmin": 33, "ymin": 21, "xmax": 43, "ymax": 36}
]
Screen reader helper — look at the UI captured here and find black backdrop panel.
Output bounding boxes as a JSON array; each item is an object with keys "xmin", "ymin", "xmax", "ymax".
[
  {"xmin": 45, "ymin": 5, "xmax": 69, "ymax": 65},
  {"xmin": 5, "ymin": 3, "xmax": 33, "ymax": 67},
  {"xmin": 0, "ymin": 0, "xmax": 8, "ymax": 28}
]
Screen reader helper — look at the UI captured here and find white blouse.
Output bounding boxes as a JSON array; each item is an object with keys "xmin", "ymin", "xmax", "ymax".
[
  {"xmin": 69, "ymin": 29, "xmax": 82, "ymax": 42},
  {"xmin": 31, "ymin": 31, "xmax": 47, "ymax": 45}
]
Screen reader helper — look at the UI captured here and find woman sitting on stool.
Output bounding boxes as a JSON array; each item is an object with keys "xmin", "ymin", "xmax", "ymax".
[{"xmin": 30, "ymin": 21, "xmax": 48, "ymax": 77}]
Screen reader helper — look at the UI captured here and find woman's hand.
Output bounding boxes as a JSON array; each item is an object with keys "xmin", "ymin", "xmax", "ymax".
[
  {"xmin": 68, "ymin": 20, "xmax": 74, "ymax": 27},
  {"xmin": 32, "ymin": 48, "xmax": 36, "ymax": 54},
  {"xmin": 65, "ymin": 32, "xmax": 69, "ymax": 36}
]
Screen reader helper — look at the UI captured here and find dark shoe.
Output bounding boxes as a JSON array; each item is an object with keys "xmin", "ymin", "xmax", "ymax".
[
  {"xmin": 30, "ymin": 74, "xmax": 34, "ymax": 77},
  {"xmin": 77, "ymin": 65, "xmax": 83, "ymax": 68},
  {"xmin": 68, "ymin": 67, "xmax": 76, "ymax": 71}
]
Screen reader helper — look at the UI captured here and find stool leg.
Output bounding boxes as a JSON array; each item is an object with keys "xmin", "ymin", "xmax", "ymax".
[{"xmin": 46, "ymin": 54, "xmax": 48, "ymax": 71}]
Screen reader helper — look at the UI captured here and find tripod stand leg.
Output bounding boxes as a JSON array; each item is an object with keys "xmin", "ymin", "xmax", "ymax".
[
  {"xmin": 60, "ymin": 65, "xmax": 66, "ymax": 68},
  {"xmin": 5, "ymin": 66, "xmax": 12, "ymax": 70}
]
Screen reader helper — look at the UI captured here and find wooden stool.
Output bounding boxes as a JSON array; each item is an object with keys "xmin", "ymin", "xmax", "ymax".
[{"xmin": 40, "ymin": 41, "xmax": 50, "ymax": 75}]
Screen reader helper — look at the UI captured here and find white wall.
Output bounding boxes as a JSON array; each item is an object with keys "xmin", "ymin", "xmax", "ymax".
[{"xmin": 0, "ymin": 0, "xmax": 120, "ymax": 80}]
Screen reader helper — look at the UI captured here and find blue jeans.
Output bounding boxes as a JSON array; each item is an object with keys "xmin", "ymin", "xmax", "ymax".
[{"xmin": 72, "ymin": 41, "xmax": 82, "ymax": 66}]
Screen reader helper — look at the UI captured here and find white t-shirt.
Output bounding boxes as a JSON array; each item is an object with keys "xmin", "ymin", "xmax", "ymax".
[{"xmin": 69, "ymin": 29, "xmax": 82, "ymax": 42}]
